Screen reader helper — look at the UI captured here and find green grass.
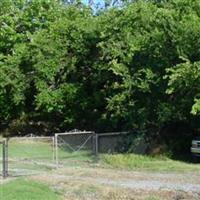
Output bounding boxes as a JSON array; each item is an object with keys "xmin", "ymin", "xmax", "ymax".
[
  {"xmin": 101, "ymin": 153, "xmax": 200, "ymax": 172},
  {"xmin": 0, "ymin": 140, "xmax": 55, "ymax": 173},
  {"xmin": 2, "ymin": 138, "xmax": 200, "ymax": 173},
  {"xmin": 58, "ymin": 148, "xmax": 92, "ymax": 160},
  {"xmin": 8, "ymin": 141, "xmax": 53, "ymax": 160},
  {"xmin": 0, "ymin": 179, "xmax": 61, "ymax": 200},
  {"xmin": 0, "ymin": 139, "xmax": 94, "ymax": 173},
  {"xmin": 3, "ymin": 139, "xmax": 93, "ymax": 163}
]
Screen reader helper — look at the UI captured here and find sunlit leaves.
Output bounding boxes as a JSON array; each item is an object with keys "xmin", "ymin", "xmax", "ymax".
[
  {"xmin": 0, "ymin": 0, "xmax": 200, "ymax": 133},
  {"xmin": 166, "ymin": 61, "xmax": 200, "ymax": 116}
]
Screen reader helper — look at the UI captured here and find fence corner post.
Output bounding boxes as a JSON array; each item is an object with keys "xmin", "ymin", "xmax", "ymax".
[{"xmin": 93, "ymin": 133, "xmax": 98, "ymax": 156}]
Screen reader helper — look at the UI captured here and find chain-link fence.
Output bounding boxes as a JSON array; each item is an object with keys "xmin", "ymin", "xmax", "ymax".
[
  {"xmin": 95, "ymin": 132, "xmax": 148, "ymax": 154},
  {"xmin": 7, "ymin": 136, "xmax": 55, "ymax": 177},
  {"xmin": 95, "ymin": 132, "xmax": 129, "ymax": 153},
  {"xmin": 54, "ymin": 131, "xmax": 134, "ymax": 167},
  {"xmin": 3, "ymin": 130, "xmax": 147, "ymax": 177},
  {"xmin": 55, "ymin": 131, "xmax": 95, "ymax": 167}
]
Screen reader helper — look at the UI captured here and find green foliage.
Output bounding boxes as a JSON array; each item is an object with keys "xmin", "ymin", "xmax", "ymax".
[
  {"xmin": 29, "ymin": 6, "xmax": 98, "ymax": 128},
  {"xmin": 0, "ymin": 0, "xmax": 65, "ymax": 123},
  {"xmin": 0, "ymin": 51, "xmax": 27, "ymax": 120},
  {"xmin": 166, "ymin": 61, "xmax": 200, "ymax": 116},
  {"xmin": 0, "ymin": 0, "xmax": 199, "ymax": 140}
]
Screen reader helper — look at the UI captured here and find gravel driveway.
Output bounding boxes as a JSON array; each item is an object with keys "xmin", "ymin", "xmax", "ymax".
[{"xmin": 30, "ymin": 166, "xmax": 200, "ymax": 200}]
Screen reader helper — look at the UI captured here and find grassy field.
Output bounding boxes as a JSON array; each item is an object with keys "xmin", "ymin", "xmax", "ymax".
[
  {"xmin": 2, "ymin": 138, "xmax": 93, "ymax": 162},
  {"xmin": 1, "ymin": 139, "xmax": 200, "ymax": 200},
  {"xmin": 0, "ymin": 139, "xmax": 55, "ymax": 175},
  {"xmin": 7, "ymin": 139, "xmax": 92, "ymax": 161},
  {"xmin": 101, "ymin": 154, "xmax": 200, "ymax": 172},
  {"xmin": 0, "ymin": 138, "xmax": 94, "ymax": 176},
  {"xmin": 8, "ymin": 139, "xmax": 53, "ymax": 160},
  {"xmin": 1, "ymin": 179, "xmax": 61, "ymax": 200}
]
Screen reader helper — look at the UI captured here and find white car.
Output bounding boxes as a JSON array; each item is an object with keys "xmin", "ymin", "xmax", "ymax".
[{"xmin": 191, "ymin": 137, "xmax": 200, "ymax": 158}]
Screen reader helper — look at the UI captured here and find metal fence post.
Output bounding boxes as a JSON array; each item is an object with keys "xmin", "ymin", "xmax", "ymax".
[
  {"xmin": 96, "ymin": 134, "xmax": 98, "ymax": 155},
  {"xmin": 5, "ymin": 139, "xmax": 8, "ymax": 177},
  {"xmin": 2, "ymin": 140, "xmax": 8, "ymax": 178},
  {"xmin": 55, "ymin": 134, "xmax": 58, "ymax": 168},
  {"xmin": 92, "ymin": 133, "xmax": 96, "ymax": 155},
  {"xmin": 93, "ymin": 133, "xmax": 98, "ymax": 155},
  {"xmin": 52, "ymin": 136, "xmax": 55, "ymax": 163}
]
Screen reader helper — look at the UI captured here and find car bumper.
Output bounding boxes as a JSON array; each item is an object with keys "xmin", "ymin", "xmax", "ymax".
[{"xmin": 191, "ymin": 147, "xmax": 200, "ymax": 155}]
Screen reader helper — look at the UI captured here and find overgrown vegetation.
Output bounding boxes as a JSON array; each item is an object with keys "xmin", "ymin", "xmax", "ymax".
[
  {"xmin": 101, "ymin": 154, "xmax": 200, "ymax": 172},
  {"xmin": 0, "ymin": 0, "xmax": 200, "ymax": 154}
]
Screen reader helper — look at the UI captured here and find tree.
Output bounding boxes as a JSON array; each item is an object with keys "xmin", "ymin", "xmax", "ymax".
[{"xmin": 0, "ymin": 0, "xmax": 200, "ymax": 138}]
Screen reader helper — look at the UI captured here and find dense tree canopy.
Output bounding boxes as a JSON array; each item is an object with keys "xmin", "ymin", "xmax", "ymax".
[{"xmin": 0, "ymin": 0, "xmax": 199, "ymax": 141}]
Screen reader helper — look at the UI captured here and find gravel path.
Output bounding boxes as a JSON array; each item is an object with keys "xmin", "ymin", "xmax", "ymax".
[
  {"xmin": 47, "ymin": 174, "xmax": 200, "ymax": 193},
  {"xmin": 4, "ymin": 165, "xmax": 200, "ymax": 199}
]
